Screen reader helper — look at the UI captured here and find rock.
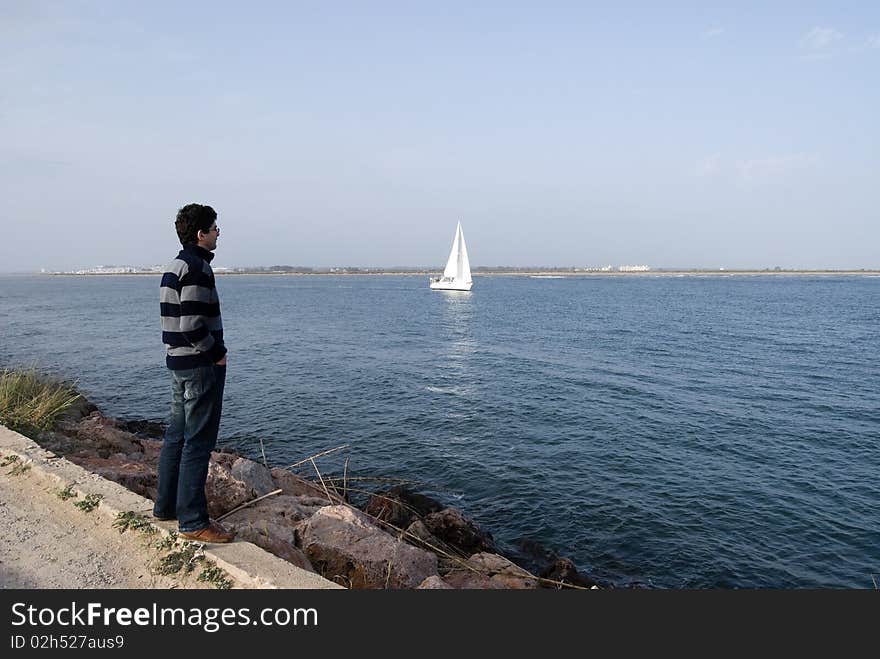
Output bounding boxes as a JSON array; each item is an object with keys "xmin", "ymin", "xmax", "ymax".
[
  {"xmin": 231, "ymin": 457, "xmax": 276, "ymax": 497},
  {"xmin": 440, "ymin": 571, "xmax": 497, "ymax": 589},
  {"xmin": 296, "ymin": 495, "xmax": 333, "ymax": 509},
  {"xmin": 32, "ymin": 430, "xmax": 88, "ymax": 457},
  {"xmin": 221, "ymin": 495, "xmax": 313, "ymax": 530},
  {"xmin": 136, "ymin": 438, "xmax": 163, "ymax": 465},
  {"xmin": 67, "ymin": 455, "xmax": 157, "ymax": 501},
  {"xmin": 116, "ymin": 419, "xmax": 166, "ymax": 439},
  {"xmin": 57, "ymin": 395, "xmax": 99, "ymax": 424},
  {"xmin": 443, "ymin": 552, "xmax": 539, "ymax": 589},
  {"xmin": 418, "ymin": 575, "xmax": 453, "ymax": 589},
  {"xmin": 468, "ymin": 553, "xmax": 539, "ymax": 588},
  {"xmin": 404, "ymin": 520, "xmax": 466, "ymax": 559},
  {"xmin": 422, "ymin": 508, "xmax": 496, "ymax": 556},
  {"xmin": 204, "ymin": 460, "xmax": 254, "ymax": 519},
  {"xmin": 270, "ymin": 468, "xmax": 342, "ymax": 501},
  {"xmin": 297, "ymin": 505, "xmax": 438, "ymax": 589},
  {"xmin": 67, "ymin": 415, "xmax": 142, "ymax": 457},
  {"xmin": 539, "ymin": 557, "xmax": 596, "ymax": 589},
  {"xmin": 232, "ymin": 524, "xmax": 316, "ymax": 572},
  {"xmin": 210, "ymin": 450, "xmax": 241, "ymax": 471},
  {"xmin": 363, "ymin": 486, "xmax": 444, "ymax": 530},
  {"xmin": 230, "ymin": 519, "xmax": 297, "ymax": 543}
]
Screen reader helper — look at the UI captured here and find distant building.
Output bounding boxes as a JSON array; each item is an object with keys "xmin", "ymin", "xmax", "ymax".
[
  {"xmin": 73, "ymin": 266, "xmax": 140, "ymax": 274},
  {"xmin": 577, "ymin": 265, "xmax": 614, "ymax": 272},
  {"xmin": 618, "ymin": 265, "xmax": 650, "ymax": 272},
  {"xmin": 64, "ymin": 265, "xmax": 162, "ymax": 275}
]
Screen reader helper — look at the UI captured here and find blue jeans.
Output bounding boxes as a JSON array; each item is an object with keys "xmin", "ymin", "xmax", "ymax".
[{"xmin": 154, "ymin": 364, "xmax": 226, "ymax": 532}]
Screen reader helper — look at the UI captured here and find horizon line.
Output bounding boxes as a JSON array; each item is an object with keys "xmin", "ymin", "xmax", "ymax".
[{"xmin": 4, "ymin": 266, "xmax": 880, "ymax": 275}]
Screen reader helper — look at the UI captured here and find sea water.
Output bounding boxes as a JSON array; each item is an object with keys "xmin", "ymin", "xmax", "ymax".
[{"xmin": 1, "ymin": 273, "xmax": 877, "ymax": 588}]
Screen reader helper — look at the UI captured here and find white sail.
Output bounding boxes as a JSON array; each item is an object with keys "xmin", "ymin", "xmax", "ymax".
[
  {"xmin": 457, "ymin": 223, "xmax": 472, "ymax": 284},
  {"xmin": 442, "ymin": 224, "xmax": 461, "ymax": 279},
  {"xmin": 430, "ymin": 221, "xmax": 473, "ymax": 291}
]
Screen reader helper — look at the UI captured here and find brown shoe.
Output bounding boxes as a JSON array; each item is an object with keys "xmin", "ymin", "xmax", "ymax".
[{"xmin": 179, "ymin": 521, "xmax": 235, "ymax": 543}]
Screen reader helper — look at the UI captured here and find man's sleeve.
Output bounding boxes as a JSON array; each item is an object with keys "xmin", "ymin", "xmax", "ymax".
[{"xmin": 179, "ymin": 277, "xmax": 226, "ymax": 363}]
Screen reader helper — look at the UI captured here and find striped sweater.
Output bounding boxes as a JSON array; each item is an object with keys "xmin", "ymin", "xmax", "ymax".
[{"xmin": 160, "ymin": 245, "xmax": 227, "ymax": 370}]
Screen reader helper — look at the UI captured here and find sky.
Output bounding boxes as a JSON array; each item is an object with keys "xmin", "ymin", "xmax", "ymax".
[{"xmin": 1, "ymin": 1, "xmax": 878, "ymax": 271}]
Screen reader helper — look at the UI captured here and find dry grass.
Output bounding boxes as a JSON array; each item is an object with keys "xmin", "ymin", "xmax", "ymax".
[{"xmin": 0, "ymin": 367, "xmax": 82, "ymax": 434}]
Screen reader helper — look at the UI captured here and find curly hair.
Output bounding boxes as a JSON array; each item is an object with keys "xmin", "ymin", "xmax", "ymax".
[{"xmin": 175, "ymin": 203, "xmax": 217, "ymax": 246}]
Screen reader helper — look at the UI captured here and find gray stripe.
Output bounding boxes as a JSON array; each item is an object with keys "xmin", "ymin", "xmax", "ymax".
[
  {"xmin": 167, "ymin": 346, "xmax": 202, "ymax": 357},
  {"xmin": 162, "ymin": 320, "xmax": 222, "ymax": 333},
  {"xmin": 179, "ymin": 315, "xmax": 208, "ymax": 333},
  {"xmin": 159, "ymin": 287, "xmax": 180, "ymax": 304},
  {"xmin": 164, "ymin": 317, "xmax": 223, "ymax": 333},
  {"xmin": 167, "ymin": 258, "xmax": 190, "ymax": 278},
  {"xmin": 180, "ymin": 284, "xmax": 216, "ymax": 304},
  {"xmin": 189, "ymin": 334, "xmax": 215, "ymax": 352}
]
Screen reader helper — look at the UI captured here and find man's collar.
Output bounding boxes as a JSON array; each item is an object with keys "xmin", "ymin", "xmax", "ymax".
[{"xmin": 181, "ymin": 244, "xmax": 215, "ymax": 263}]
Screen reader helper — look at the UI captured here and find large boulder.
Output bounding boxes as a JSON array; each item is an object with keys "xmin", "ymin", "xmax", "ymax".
[
  {"xmin": 221, "ymin": 495, "xmax": 314, "ymax": 530},
  {"xmin": 205, "ymin": 460, "xmax": 254, "ymax": 518},
  {"xmin": 297, "ymin": 505, "xmax": 438, "ymax": 589},
  {"xmin": 271, "ymin": 468, "xmax": 344, "ymax": 502},
  {"xmin": 231, "ymin": 457, "xmax": 277, "ymax": 497},
  {"xmin": 442, "ymin": 552, "xmax": 539, "ymax": 589},
  {"xmin": 422, "ymin": 508, "xmax": 496, "ymax": 556},
  {"xmin": 230, "ymin": 523, "xmax": 316, "ymax": 573},
  {"xmin": 209, "ymin": 450, "xmax": 239, "ymax": 472}
]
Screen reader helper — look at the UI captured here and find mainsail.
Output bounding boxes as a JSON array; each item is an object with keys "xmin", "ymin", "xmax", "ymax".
[
  {"xmin": 441, "ymin": 222, "xmax": 471, "ymax": 284},
  {"xmin": 431, "ymin": 221, "xmax": 473, "ymax": 291}
]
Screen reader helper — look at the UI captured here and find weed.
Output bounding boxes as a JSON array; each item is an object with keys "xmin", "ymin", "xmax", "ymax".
[
  {"xmin": 155, "ymin": 531, "xmax": 178, "ymax": 552},
  {"xmin": 8, "ymin": 461, "xmax": 31, "ymax": 477},
  {"xmin": 56, "ymin": 484, "xmax": 77, "ymax": 501},
  {"xmin": 156, "ymin": 542, "xmax": 204, "ymax": 576},
  {"xmin": 198, "ymin": 563, "xmax": 233, "ymax": 590},
  {"xmin": 1, "ymin": 454, "xmax": 20, "ymax": 467},
  {"xmin": 113, "ymin": 511, "xmax": 157, "ymax": 535},
  {"xmin": 73, "ymin": 493, "xmax": 103, "ymax": 513}
]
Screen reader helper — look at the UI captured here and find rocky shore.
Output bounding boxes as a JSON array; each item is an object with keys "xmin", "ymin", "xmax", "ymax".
[{"xmin": 30, "ymin": 398, "xmax": 596, "ymax": 590}]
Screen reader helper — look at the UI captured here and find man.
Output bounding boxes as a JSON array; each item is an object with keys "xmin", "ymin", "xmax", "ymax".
[{"xmin": 154, "ymin": 203, "xmax": 235, "ymax": 543}]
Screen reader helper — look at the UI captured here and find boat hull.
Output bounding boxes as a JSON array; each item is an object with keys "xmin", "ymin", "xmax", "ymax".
[{"xmin": 429, "ymin": 279, "xmax": 473, "ymax": 291}]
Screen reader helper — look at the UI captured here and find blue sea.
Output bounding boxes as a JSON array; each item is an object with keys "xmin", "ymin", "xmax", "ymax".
[{"xmin": 1, "ymin": 273, "xmax": 878, "ymax": 588}]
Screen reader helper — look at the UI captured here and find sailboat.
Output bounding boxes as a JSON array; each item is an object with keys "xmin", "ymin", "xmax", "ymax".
[{"xmin": 430, "ymin": 221, "xmax": 473, "ymax": 291}]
